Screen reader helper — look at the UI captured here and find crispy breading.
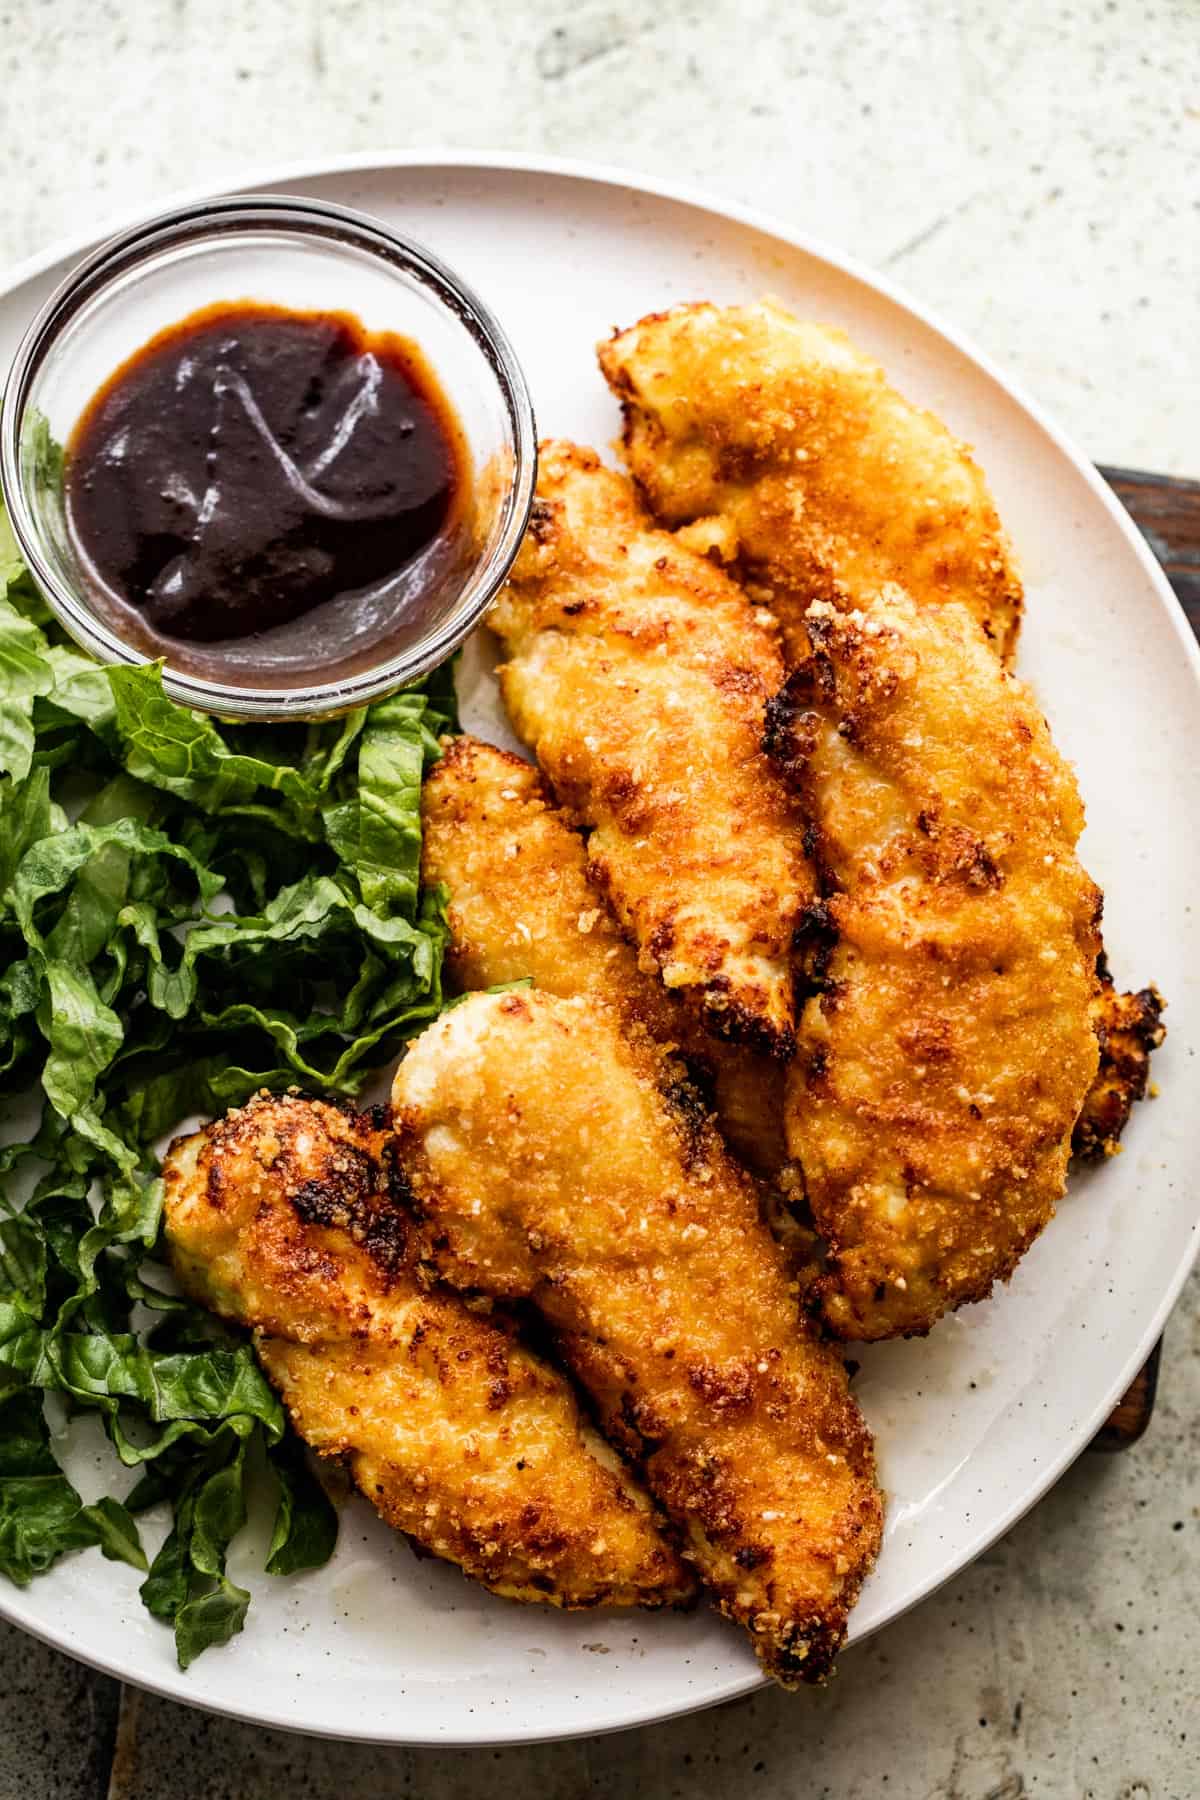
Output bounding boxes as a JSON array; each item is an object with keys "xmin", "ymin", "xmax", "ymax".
[
  {"xmin": 1074, "ymin": 967, "xmax": 1167, "ymax": 1160},
  {"xmin": 764, "ymin": 592, "xmax": 1101, "ymax": 1340},
  {"xmin": 421, "ymin": 732, "xmax": 788, "ymax": 1177},
  {"xmin": 489, "ymin": 440, "xmax": 812, "ymax": 1057},
  {"xmin": 393, "ymin": 989, "xmax": 883, "ymax": 1685},
  {"xmin": 161, "ymin": 1092, "xmax": 692, "ymax": 1611},
  {"xmin": 599, "ymin": 298, "xmax": 1023, "ymax": 665},
  {"xmin": 602, "ymin": 300, "xmax": 1162, "ymax": 1161}
]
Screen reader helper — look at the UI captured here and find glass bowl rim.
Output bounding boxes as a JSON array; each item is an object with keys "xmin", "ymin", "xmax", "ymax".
[{"xmin": 0, "ymin": 191, "xmax": 537, "ymax": 720}]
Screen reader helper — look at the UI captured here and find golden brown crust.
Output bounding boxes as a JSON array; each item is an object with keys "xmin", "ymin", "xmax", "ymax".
[
  {"xmin": 161, "ymin": 1092, "xmax": 692, "ymax": 1610},
  {"xmin": 421, "ymin": 733, "xmax": 788, "ymax": 1177},
  {"xmin": 602, "ymin": 300, "xmax": 1163, "ymax": 1208},
  {"xmin": 764, "ymin": 593, "xmax": 1101, "ymax": 1340},
  {"xmin": 489, "ymin": 440, "xmax": 813, "ymax": 1057},
  {"xmin": 392, "ymin": 990, "xmax": 883, "ymax": 1686},
  {"xmin": 1073, "ymin": 968, "xmax": 1166, "ymax": 1160},
  {"xmin": 599, "ymin": 299, "xmax": 1023, "ymax": 665}
]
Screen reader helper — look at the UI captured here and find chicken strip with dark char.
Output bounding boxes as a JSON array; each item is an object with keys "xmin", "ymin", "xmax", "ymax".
[
  {"xmin": 162, "ymin": 1092, "xmax": 693, "ymax": 1610},
  {"xmin": 393, "ymin": 989, "xmax": 883, "ymax": 1685},
  {"xmin": 765, "ymin": 593, "xmax": 1101, "ymax": 1340},
  {"xmin": 421, "ymin": 732, "xmax": 788, "ymax": 1178},
  {"xmin": 489, "ymin": 440, "xmax": 813, "ymax": 1058},
  {"xmin": 1074, "ymin": 967, "xmax": 1166, "ymax": 1160}
]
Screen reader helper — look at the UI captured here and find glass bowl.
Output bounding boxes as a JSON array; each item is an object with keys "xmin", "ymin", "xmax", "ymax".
[{"xmin": 0, "ymin": 193, "xmax": 536, "ymax": 719}]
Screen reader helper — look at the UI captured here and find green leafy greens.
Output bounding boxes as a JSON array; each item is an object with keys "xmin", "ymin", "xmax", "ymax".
[{"xmin": 0, "ymin": 505, "xmax": 456, "ymax": 1664}]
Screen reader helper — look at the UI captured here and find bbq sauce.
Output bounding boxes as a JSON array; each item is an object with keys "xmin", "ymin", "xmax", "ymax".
[{"xmin": 65, "ymin": 302, "xmax": 469, "ymax": 670}]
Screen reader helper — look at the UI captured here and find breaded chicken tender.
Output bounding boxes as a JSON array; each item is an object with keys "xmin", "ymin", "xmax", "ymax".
[
  {"xmin": 393, "ymin": 990, "xmax": 883, "ymax": 1685},
  {"xmin": 421, "ymin": 733, "xmax": 788, "ymax": 1176},
  {"xmin": 602, "ymin": 300, "xmax": 1162, "ymax": 1160},
  {"xmin": 1075, "ymin": 968, "xmax": 1166, "ymax": 1160},
  {"xmin": 489, "ymin": 440, "xmax": 812, "ymax": 1057},
  {"xmin": 764, "ymin": 593, "xmax": 1102, "ymax": 1339},
  {"xmin": 599, "ymin": 299, "xmax": 1023, "ymax": 664},
  {"xmin": 161, "ymin": 1092, "xmax": 692, "ymax": 1610}
]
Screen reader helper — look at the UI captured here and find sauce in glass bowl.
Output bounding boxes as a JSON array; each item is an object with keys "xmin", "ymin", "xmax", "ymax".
[
  {"xmin": 65, "ymin": 301, "xmax": 471, "ymax": 673},
  {"xmin": 0, "ymin": 193, "xmax": 536, "ymax": 719}
]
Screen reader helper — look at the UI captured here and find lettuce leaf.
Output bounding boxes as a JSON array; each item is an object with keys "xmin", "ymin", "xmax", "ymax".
[
  {"xmin": 0, "ymin": 1390, "xmax": 145, "ymax": 1584},
  {"xmin": 265, "ymin": 1433, "xmax": 338, "ymax": 1576},
  {"xmin": 0, "ymin": 494, "xmax": 459, "ymax": 1663},
  {"xmin": 0, "ymin": 598, "xmax": 54, "ymax": 781}
]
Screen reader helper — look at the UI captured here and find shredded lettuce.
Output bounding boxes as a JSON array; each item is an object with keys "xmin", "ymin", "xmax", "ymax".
[{"xmin": 0, "ymin": 504, "xmax": 455, "ymax": 1663}]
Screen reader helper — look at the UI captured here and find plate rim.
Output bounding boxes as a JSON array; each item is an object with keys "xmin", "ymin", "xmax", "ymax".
[{"xmin": 0, "ymin": 146, "xmax": 1196, "ymax": 1749}]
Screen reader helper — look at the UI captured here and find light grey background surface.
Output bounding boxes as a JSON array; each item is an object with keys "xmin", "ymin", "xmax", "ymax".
[
  {"xmin": 4, "ymin": 0, "xmax": 1199, "ymax": 474},
  {"xmin": 0, "ymin": 3, "xmax": 1196, "ymax": 1796}
]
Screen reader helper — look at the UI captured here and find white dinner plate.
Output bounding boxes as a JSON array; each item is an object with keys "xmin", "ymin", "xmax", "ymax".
[{"xmin": 0, "ymin": 152, "xmax": 1196, "ymax": 1748}]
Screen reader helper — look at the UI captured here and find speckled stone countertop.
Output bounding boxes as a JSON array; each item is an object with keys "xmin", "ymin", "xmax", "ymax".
[{"xmin": 0, "ymin": 4, "xmax": 1197, "ymax": 1796}]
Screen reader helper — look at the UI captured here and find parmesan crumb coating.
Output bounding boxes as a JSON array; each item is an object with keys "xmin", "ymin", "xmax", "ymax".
[
  {"xmin": 393, "ymin": 990, "xmax": 883, "ymax": 1685},
  {"xmin": 603, "ymin": 299, "xmax": 1161, "ymax": 1205},
  {"xmin": 161, "ymin": 1093, "xmax": 693, "ymax": 1610},
  {"xmin": 764, "ymin": 592, "xmax": 1101, "ymax": 1340},
  {"xmin": 599, "ymin": 298, "xmax": 1023, "ymax": 665},
  {"xmin": 421, "ymin": 733, "xmax": 788, "ymax": 1177},
  {"xmin": 490, "ymin": 440, "xmax": 813, "ymax": 1057}
]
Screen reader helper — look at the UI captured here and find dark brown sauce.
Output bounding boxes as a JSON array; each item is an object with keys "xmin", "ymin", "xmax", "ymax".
[{"xmin": 65, "ymin": 301, "xmax": 470, "ymax": 680}]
